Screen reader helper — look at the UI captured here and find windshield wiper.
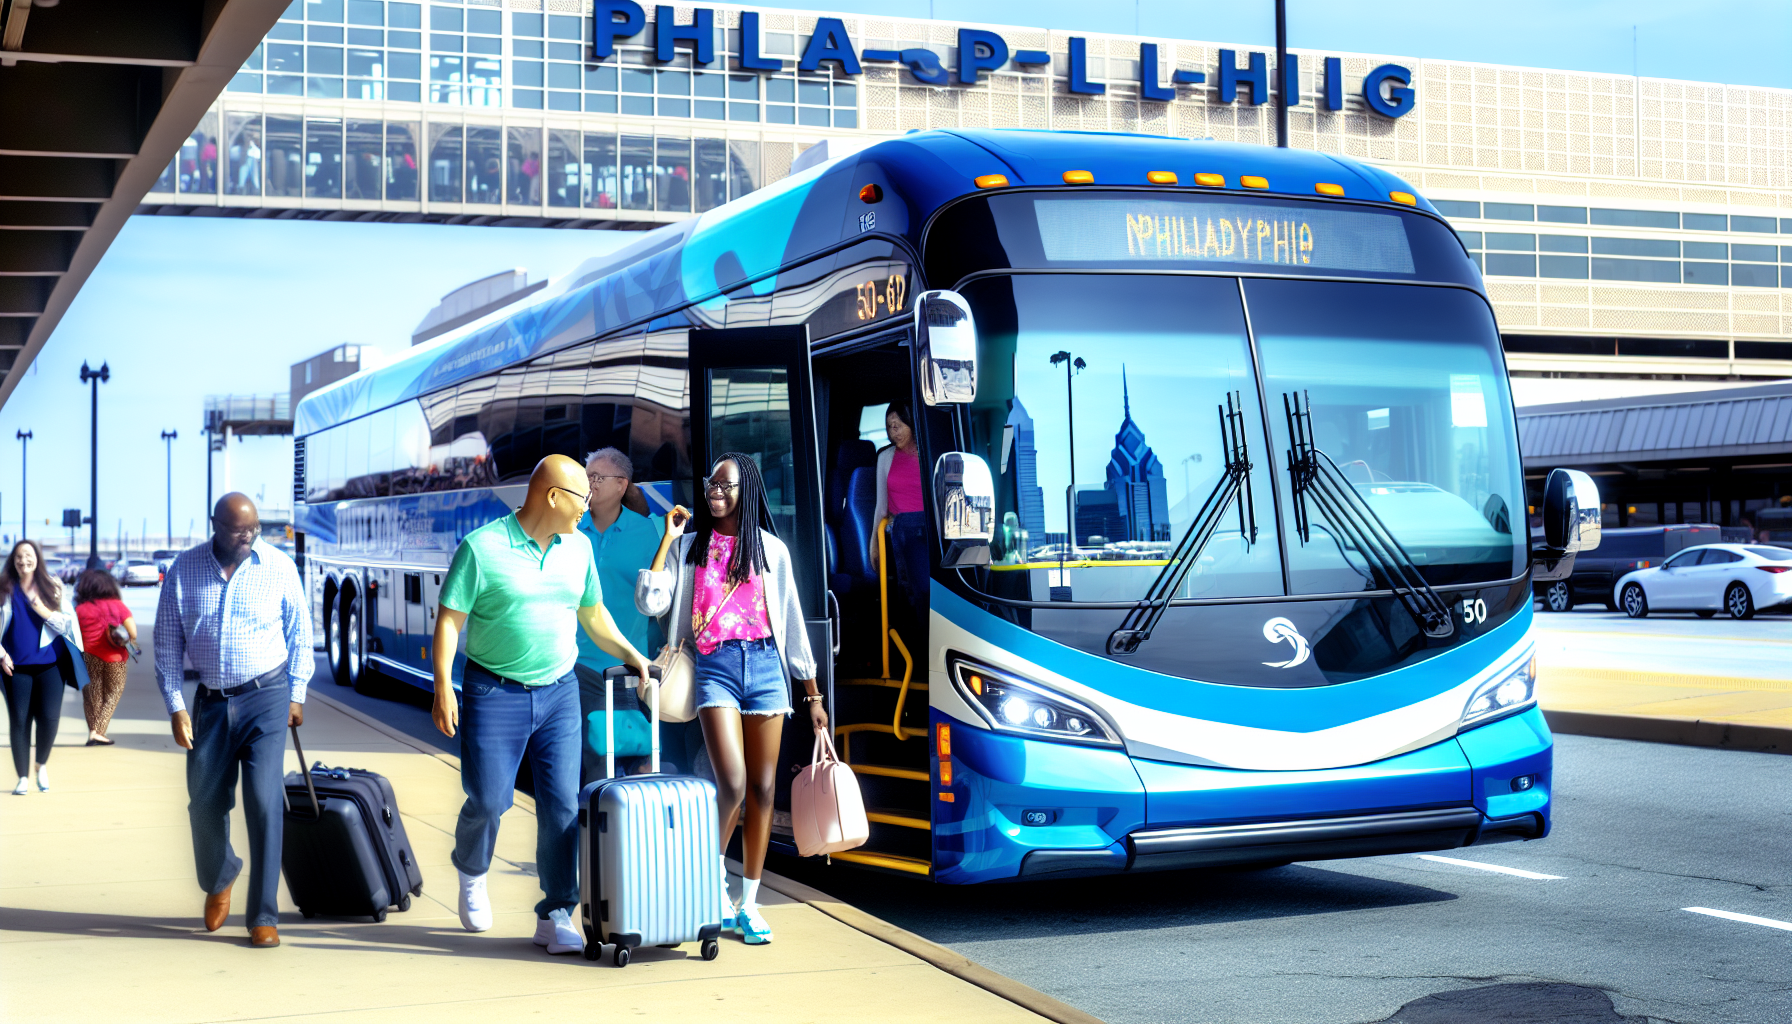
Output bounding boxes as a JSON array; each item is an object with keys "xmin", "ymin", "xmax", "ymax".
[
  {"xmin": 1282, "ymin": 391, "xmax": 1455, "ymax": 639},
  {"xmin": 1107, "ymin": 392, "xmax": 1257, "ymax": 656}
]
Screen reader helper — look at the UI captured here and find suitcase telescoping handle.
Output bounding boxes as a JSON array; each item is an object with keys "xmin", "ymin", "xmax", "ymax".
[
  {"xmin": 289, "ymin": 725, "xmax": 322, "ymax": 818},
  {"xmin": 603, "ymin": 664, "xmax": 662, "ymax": 780}
]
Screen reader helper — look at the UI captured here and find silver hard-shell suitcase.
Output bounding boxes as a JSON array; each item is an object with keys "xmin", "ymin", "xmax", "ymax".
[{"xmin": 579, "ymin": 665, "xmax": 723, "ymax": 966}]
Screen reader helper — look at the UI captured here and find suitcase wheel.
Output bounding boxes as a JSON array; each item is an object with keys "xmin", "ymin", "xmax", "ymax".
[
  {"xmin": 374, "ymin": 908, "xmax": 388, "ymax": 923},
  {"xmin": 397, "ymin": 893, "xmax": 412, "ymax": 912},
  {"xmin": 701, "ymin": 938, "xmax": 719, "ymax": 962},
  {"xmin": 613, "ymin": 945, "xmax": 631, "ymax": 968},
  {"xmin": 582, "ymin": 942, "xmax": 602, "ymax": 962}
]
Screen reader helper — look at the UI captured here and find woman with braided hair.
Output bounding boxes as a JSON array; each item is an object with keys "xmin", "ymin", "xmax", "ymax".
[{"xmin": 637, "ymin": 452, "xmax": 823, "ymax": 946}]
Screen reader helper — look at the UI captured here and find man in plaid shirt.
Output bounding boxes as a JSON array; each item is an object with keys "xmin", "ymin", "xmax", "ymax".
[{"xmin": 155, "ymin": 493, "xmax": 312, "ymax": 948}]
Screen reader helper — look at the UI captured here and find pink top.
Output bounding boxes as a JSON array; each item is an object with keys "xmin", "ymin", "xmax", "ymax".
[
  {"xmin": 886, "ymin": 446, "xmax": 924, "ymax": 515},
  {"xmin": 691, "ymin": 533, "xmax": 773, "ymax": 655}
]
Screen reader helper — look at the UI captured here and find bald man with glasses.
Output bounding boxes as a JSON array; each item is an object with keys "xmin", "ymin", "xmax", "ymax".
[{"xmin": 432, "ymin": 455, "xmax": 650, "ymax": 956}]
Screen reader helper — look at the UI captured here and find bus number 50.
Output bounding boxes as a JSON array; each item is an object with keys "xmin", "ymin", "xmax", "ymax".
[{"xmin": 1461, "ymin": 598, "xmax": 1488, "ymax": 625}]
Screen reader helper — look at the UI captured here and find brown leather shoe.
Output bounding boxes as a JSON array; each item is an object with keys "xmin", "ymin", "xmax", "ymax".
[
  {"xmin": 248, "ymin": 926, "xmax": 280, "ymax": 948},
  {"xmin": 203, "ymin": 884, "xmax": 232, "ymax": 932}
]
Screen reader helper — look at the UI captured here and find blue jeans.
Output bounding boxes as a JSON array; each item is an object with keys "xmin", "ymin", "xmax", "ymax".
[
  {"xmin": 453, "ymin": 663, "xmax": 580, "ymax": 919},
  {"xmin": 187, "ymin": 677, "xmax": 288, "ymax": 929},
  {"xmin": 694, "ymin": 638, "xmax": 790, "ymax": 716}
]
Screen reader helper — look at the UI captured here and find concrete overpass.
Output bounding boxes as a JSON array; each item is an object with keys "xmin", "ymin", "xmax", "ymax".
[{"xmin": 0, "ymin": 0, "xmax": 285, "ymax": 408}]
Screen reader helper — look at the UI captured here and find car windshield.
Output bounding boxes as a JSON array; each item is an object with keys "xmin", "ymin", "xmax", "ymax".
[{"xmin": 963, "ymin": 274, "xmax": 1525, "ymax": 603}]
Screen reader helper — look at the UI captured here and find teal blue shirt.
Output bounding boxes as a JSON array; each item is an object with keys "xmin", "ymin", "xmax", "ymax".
[{"xmin": 575, "ymin": 507, "xmax": 666, "ymax": 672}]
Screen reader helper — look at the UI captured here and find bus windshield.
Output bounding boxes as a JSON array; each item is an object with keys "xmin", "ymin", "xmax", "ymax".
[{"xmin": 963, "ymin": 274, "xmax": 1525, "ymax": 611}]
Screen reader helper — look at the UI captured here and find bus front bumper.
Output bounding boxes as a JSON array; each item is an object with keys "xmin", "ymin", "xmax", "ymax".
[{"xmin": 933, "ymin": 706, "xmax": 1552, "ymax": 884}]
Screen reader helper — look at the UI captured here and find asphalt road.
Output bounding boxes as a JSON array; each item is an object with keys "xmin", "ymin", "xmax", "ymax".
[{"xmin": 773, "ymin": 734, "xmax": 1792, "ymax": 1024}]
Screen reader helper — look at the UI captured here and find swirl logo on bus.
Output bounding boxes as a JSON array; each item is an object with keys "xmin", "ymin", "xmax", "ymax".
[
  {"xmin": 1260, "ymin": 617, "xmax": 1311, "ymax": 669},
  {"xmin": 1126, "ymin": 211, "xmax": 1315, "ymax": 265}
]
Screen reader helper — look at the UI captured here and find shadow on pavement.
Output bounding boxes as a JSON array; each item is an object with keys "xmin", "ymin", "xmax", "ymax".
[
  {"xmin": 770, "ymin": 856, "xmax": 1458, "ymax": 942},
  {"xmin": 1374, "ymin": 982, "xmax": 1644, "ymax": 1023}
]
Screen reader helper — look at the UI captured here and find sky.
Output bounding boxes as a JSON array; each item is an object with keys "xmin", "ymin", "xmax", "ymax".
[
  {"xmin": 0, "ymin": 218, "xmax": 629, "ymax": 553},
  {"xmin": 0, "ymin": 0, "xmax": 1784, "ymax": 555}
]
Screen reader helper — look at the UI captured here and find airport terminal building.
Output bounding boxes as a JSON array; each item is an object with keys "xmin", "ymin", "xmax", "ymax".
[{"xmin": 144, "ymin": 0, "xmax": 1792, "ymax": 524}]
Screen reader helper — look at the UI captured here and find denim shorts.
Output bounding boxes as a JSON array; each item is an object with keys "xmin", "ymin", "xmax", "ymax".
[{"xmin": 693, "ymin": 638, "xmax": 790, "ymax": 717}]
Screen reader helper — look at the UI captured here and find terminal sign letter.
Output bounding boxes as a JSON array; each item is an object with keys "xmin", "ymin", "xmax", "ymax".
[
  {"xmin": 1362, "ymin": 63, "xmax": 1414, "ymax": 118},
  {"xmin": 592, "ymin": 0, "xmax": 645, "ymax": 59}
]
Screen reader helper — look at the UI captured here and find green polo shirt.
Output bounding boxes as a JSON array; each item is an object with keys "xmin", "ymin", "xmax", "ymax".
[
  {"xmin": 440, "ymin": 512, "xmax": 601, "ymax": 686},
  {"xmin": 576, "ymin": 507, "xmax": 666, "ymax": 673}
]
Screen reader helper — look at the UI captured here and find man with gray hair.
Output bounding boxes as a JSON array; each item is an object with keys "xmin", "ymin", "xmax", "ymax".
[{"xmin": 573, "ymin": 447, "xmax": 676, "ymax": 781}]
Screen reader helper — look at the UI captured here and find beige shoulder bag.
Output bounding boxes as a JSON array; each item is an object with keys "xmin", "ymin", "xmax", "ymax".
[{"xmin": 651, "ymin": 570, "xmax": 743, "ymax": 724}]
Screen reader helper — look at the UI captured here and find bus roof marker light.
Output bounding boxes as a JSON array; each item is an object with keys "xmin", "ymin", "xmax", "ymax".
[
  {"xmin": 973, "ymin": 174, "xmax": 1008, "ymax": 189},
  {"xmin": 1194, "ymin": 172, "xmax": 1225, "ymax": 187},
  {"xmin": 859, "ymin": 183, "xmax": 883, "ymax": 203},
  {"xmin": 1147, "ymin": 171, "xmax": 1178, "ymax": 185},
  {"xmin": 1390, "ymin": 191, "xmax": 1418, "ymax": 205},
  {"xmin": 1241, "ymin": 175, "xmax": 1269, "ymax": 190},
  {"xmin": 1062, "ymin": 170, "xmax": 1094, "ymax": 185},
  {"xmin": 1315, "ymin": 182, "xmax": 1345, "ymax": 196}
]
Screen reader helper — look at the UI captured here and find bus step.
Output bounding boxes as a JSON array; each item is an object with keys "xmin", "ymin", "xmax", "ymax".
[
  {"xmin": 829, "ymin": 850, "xmax": 932, "ymax": 876},
  {"xmin": 838, "ymin": 677, "xmax": 929, "ymax": 691},
  {"xmin": 866, "ymin": 807, "xmax": 930, "ymax": 831}
]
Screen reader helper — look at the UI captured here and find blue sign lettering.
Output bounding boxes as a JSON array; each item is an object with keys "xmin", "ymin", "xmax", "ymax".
[
  {"xmin": 957, "ymin": 28, "xmax": 1007, "ymax": 84},
  {"xmin": 1363, "ymin": 63, "xmax": 1414, "ymax": 118},
  {"xmin": 591, "ymin": 0, "xmax": 644, "ymax": 59},
  {"xmin": 1139, "ymin": 42, "xmax": 1174, "ymax": 101},
  {"xmin": 798, "ymin": 17, "xmax": 860, "ymax": 74},
  {"xmin": 736, "ymin": 11, "xmax": 780, "ymax": 71},
  {"xmin": 1218, "ymin": 49, "xmax": 1268, "ymax": 105},
  {"xmin": 654, "ymin": 4, "xmax": 713, "ymax": 64},
  {"xmin": 1324, "ymin": 56, "xmax": 1344, "ymax": 111},
  {"xmin": 1067, "ymin": 37, "xmax": 1104, "ymax": 95}
]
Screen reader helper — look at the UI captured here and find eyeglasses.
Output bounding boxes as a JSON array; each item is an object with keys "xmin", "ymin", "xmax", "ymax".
[
  {"xmin": 703, "ymin": 478, "xmax": 741, "ymax": 496},
  {"xmin": 586, "ymin": 473, "xmax": 628, "ymax": 485},
  {"xmin": 212, "ymin": 523, "xmax": 259, "ymax": 540},
  {"xmin": 551, "ymin": 485, "xmax": 592, "ymax": 507}
]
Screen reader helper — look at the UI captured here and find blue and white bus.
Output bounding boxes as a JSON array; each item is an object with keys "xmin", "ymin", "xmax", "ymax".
[{"xmin": 293, "ymin": 128, "xmax": 1601, "ymax": 882}]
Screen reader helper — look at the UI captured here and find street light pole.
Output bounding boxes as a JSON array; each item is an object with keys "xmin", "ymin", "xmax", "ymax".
[
  {"xmin": 14, "ymin": 429, "xmax": 30, "ymax": 540},
  {"xmin": 1275, "ymin": 0, "xmax": 1289, "ymax": 148},
  {"xmin": 1049, "ymin": 351, "xmax": 1087, "ymax": 553},
  {"xmin": 161, "ymin": 430, "xmax": 178, "ymax": 546},
  {"xmin": 79, "ymin": 361, "xmax": 110, "ymax": 569}
]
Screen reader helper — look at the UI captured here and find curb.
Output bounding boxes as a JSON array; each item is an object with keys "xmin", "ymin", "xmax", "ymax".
[
  {"xmin": 761, "ymin": 869, "xmax": 1105, "ymax": 1024},
  {"xmin": 1544, "ymin": 708, "xmax": 1790, "ymax": 755}
]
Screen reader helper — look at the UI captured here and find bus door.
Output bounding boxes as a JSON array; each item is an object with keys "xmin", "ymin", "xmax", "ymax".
[{"xmin": 687, "ymin": 326, "xmax": 833, "ymax": 842}]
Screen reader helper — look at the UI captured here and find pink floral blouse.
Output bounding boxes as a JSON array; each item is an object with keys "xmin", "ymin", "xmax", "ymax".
[{"xmin": 691, "ymin": 533, "xmax": 773, "ymax": 655}]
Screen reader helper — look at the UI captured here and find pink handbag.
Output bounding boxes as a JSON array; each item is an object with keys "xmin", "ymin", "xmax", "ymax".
[{"xmin": 791, "ymin": 728, "xmax": 869, "ymax": 858}]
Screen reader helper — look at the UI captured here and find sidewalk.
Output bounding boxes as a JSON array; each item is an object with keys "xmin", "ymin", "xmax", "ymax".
[
  {"xmin": 1535, "ymin": 622, "xmax": 1792, "ymax": 754},
  {"xmin": 0, "ymin": 656, "xmax": 1069, "ymax": 1024}
]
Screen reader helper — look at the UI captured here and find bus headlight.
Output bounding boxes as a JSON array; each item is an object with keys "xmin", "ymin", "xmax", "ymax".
[
  {"xmin": 949, "ymin": 656, "xmax": 1121, "ymax": 747},
  {"xmin": 1459, "ymin": 649, "xmax": 1537, "ymax": 730}
]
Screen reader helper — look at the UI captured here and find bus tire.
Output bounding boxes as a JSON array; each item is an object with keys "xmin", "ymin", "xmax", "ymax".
[
  {"xmin": 324, "ymin": 584, "xmax": 344, "ymax": 684},
  {"xmin": 339, "ymin": 590, "xmax": 365, "ymax": 687}
]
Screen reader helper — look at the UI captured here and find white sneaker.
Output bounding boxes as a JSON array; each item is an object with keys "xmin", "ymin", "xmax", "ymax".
[
  {"xmin": 532, "ymin": 907, "xmax": 584, "ymax": 955},
  {"xmin": 11, "ymin": 777, "xmax": 27, "ymax": 796},
  {"xmin": 33, "ymin": 765, "xmax": 48, "ymax": 792},
  {"xmin": 457, "ymin": 869, "xmax": 492, "ymax": 932}
]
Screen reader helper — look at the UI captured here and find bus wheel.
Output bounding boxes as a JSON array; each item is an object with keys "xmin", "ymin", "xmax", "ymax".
[
  {"xmin": 341, "ymin": 592, "xmax": 365, "ymax": 687},
  {"xmin": 324, "ymin": 589, "xmax": 344, "ymax": 683},
  {"xmin": 1543, "ymin": 581, "xmax": 1573, "ymax": 613},
  {"xmin": 1621, "ymin": 583, "xmax": 1649, "ymax": 619}
]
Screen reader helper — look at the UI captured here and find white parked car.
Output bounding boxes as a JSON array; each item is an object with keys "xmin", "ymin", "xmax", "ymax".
[
  {"xmin": 1614, "ymin": 543, "xmax": 1792, "ymax": 620},
  {"xmin": 115, "ymin": 559, "xmax": 161, "ymax": 587}
]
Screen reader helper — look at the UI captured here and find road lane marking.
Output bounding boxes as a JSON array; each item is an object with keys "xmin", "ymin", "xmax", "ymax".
[
  {"xmin": 1683, "ymin": 907, "xmax": 1792, "ymax": 932},
  {"xmin": 1417, "ymin": 855, "xmax": 1564, "ymax": 879}
]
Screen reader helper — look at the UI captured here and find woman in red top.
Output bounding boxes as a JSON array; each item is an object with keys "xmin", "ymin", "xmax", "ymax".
[
  {"xmin": 74, "ymin": 570, "xmax": 134, "ymax": 746},
  {"xmin": 870, "ymin": 402, "xmax": 928, "ymax": 629}
]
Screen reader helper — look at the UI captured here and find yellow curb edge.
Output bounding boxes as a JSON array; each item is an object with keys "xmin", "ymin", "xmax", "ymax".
[{"xmin": 1544, "ymin": 708, "xmax": 1790, "ymax": 755}]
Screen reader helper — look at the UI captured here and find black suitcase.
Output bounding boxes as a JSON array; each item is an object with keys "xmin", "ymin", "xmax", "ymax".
[{"xmin": 281, "ymin": 726, "xmax": 424, "ymax": 922}]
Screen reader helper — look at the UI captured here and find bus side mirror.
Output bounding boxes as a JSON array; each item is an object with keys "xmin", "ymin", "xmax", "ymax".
[
  {"xmin": 915, "ymin": 290, "xmax": 978, "ymax": 405},
  {"xmin": 933, "ymin": 452, "xmax": 994, "ymax": 567},
  {"xmin": 1533, "ymin": 468, "xmax": 1600, "ymax": 580}
]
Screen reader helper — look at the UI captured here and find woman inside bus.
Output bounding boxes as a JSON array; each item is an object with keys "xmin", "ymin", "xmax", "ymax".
[
  {"xmin": 870, "ymin": 402, "xmax": 928, "ymax": 630},
  {"xmin": 637, "ymin": 453, "xmax": 826, "ymax": 945}
]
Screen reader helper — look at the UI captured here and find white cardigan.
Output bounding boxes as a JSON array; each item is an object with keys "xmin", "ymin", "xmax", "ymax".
[
  {"xmin": 635, "ymin": 530, "xmax": 817, "ymax": 682},
  {"xmin": 0, "ymin": 579, "xmax": 86, "ymax": 674}
]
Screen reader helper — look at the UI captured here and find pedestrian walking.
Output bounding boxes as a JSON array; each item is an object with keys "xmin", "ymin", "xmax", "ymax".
[
  {"xmin": 431, "ymin": 454, "xmax": 650, "ymax": 956},
  {"xmin": 637, "ymin": 452, "xmax": 826, "ymax": 946},
  {"xmin": 75, "ymin": 569, "xmax": 135, "ymax": 745},
  {"xmin": 155, "ymin": 494, "xmax": 311, "ymax": 948},
  {"xmin": 1, "ymin": 540, "xmax": 89, "ymax": 795}
]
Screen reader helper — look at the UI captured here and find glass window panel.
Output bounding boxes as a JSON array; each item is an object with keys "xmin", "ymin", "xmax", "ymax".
[
  {"xmin": 621, "ymin": 94, "xmax": 653, "ymax": 115},
  {"xmin": 467, "ymin": 34, "xmax": 501, "ymax": 54},
  {"xmin": 727, "ymin": 74, "xmax": 758, "ymax": 99},
  {"xmin": 243, "ymin": 43, "xmax": 265, "ymax": 70},
  {"xmin": 513, "ymin": 37, "xmax": 543, "ymax": 57},
  {"xmin": 1482, "ymin": 202, "xmax": 1533, "ymax": 221},
  {"xmin": 586, "ymin": 92, "xmax": 618, "ymax": 113},
  {"xmin": 308, "ymin": 44, "xmax": 344, "ymax": 73},
  {"xmin": 621, "ymin": 67, "xmax": 653, "ymax": 93},
  {"xmin": 429, "ymin": 54, "xmax": 462, "ymax": 103},
  {"xmin": 1535, "ymin": 205, "xmax": 1586, "ymax": 224},
  {"xmin": 512, "ymin": 11, "xmax": 542, "ymax": 35},
  {"xmin": 548, "ymin": 41, "xmax": 580, "ymax": 60},
  {"xmin": 467, "ymin": 56, "xmax": 501, "ymax": 106},
  {"xmin": 1538, "ymin": 235, "xmax": 1586, "ymax": 253},
  {"xmin": 1683, "ymin": 241, "xmax": 1727, "ymax": 260},
  {"xmin": 465, "ymin": 125, "xmax": 501, "ymax": 203},
  {"xmin": 308, "ymin": 75, "xmax": 345, "ymax": 98},
  {"xmin": 267, "ymin": 42, "xmax": 304, "ymax": 72},
  {"xmin": 1484, "ymin": 233, "xmax": 1535, "ymax": 251},
  {"xmin": 389, "ymin": 49, "xmax": 420, "ymax": 77},
  {"xmin": 798, "ymin": 80, "xmax": 828, "ymax": 105},
  {"xmin": 695, "ymin": 99, "xmax": 725, "ymax": 120},
  {"xmin": 728, "ymin": 101, "xmax": 759, "ymax": 121},
  {"xmin": 658, "ymin": 97, "xmax": 690, "ymax": 117},
  {"xmin": 390, "ymin": 80, "xmax": 421, "ymax": 101},
  {"xmin": 271, "ymin": 20, "xmax": 303, "ymax": 39},
  {"xmin": 348, "ymin": 27, "xmax": 382, "ymax": 44},
  {"xmin": 514, "ymin": 60, "xmax": 543, "ymax": 86},
  {"xmin": 693, "ymin": 137, "xmax": 726, "ymax": 213},
  {"xmin": 179, "ymin": 113, "xmax": 219, "ymax": 194},
  {"xmin": 797, "ymin": 106, "xmax": 829, "ymax": 126},
  {"xmin": 1538, "ymin": 255, "xmax": 1588, "ymax": 279},
  {"xmin": 428, "ymin": 123, "xmax": 462, "ymax": 202},
  {"xmin": 1731, "ymin": 243, "xmax": 1775, "ymax": 262},
  {"xmin": 265, "ymin": 114, "xmax": 304, "ymax": 197},
  {"xmin": 1591, "ymin": 237, "xmax": 1678, "ymax": 258},
  {"xmin": 345, "ymin": 47, "xmax": 381, "ymax": 75},
  {"xmin": 547, "ymin": 128, "xmax": 581, "ymax": 207},
  {"xmin": 1483, "ymin": 253, "xmax": 1535, "ymax": 276},
  {"xmin": 466, "ymin": 8, "xmax": 499, "ymax": 34},
  {"xmin": 309, "ymin": 24, "xmax": 344, "ymax": 41},
  {"xmin": 344, "ymin": 120, "xmax": 382, "ymax": 200},
  {"xmin": 346, "ymin": 0, "xmax": 382, "ymax": 24},
  {"xmin": 1682, "ymin": 262, "xmax": 1727, "ymax": 285},
  {"xmin": 620, "ymin": 134, "xmax": 652, "ymax": 210},
  {"xmin": 1590, "ymin": 208, "xmax": 1678, "ymax": 229},
  {"xmin": 512, "ymin": 89, "xmax": 543, "ymax": 108},
  {"xmin": 1730, "ymin": 215, "xmax": 1775, "ymax": 233},
  {"xmin": 1590, "ymin": 258, "xmax": 1680, "ymax": 282},
  {"xmin": 727, "ymin": 140, "xmax": 758, "ymax": 200},
  {"xmin": 268, "ymin": 73, "xmax": 304, "ymax": 95},
  {"xmin": 693, "ymin": 72, "xmax": 724, "ymax": 97},
  {"xmin": 1455, "ymin": 230, "xmax": 1481, "ymax": 249},
  {"xmin": 1682, "ymin": 213, "xmax": 1727, "ymax": 231},
  {"xmin": 1431, "ymin": 200, "xmax": 1479, "ymax": 218},
  {"xmin": 548, "ymin": 13, "xmax": 580, "ymax": 38},
  {"xmin": 547, "ymin": 62, "xmax": 579, "ymax": 89},
  {"xmin": 507, "ymin": 126, "xmax": 541, "ymax": 205},
  {"xmin": 766, "ymin": 77, "xmax": 794, "ymax": 102},
  {"xmin": 280, "ymin": 0, "xmax": 302, "ymax": 20},
  {"xmin": 430, "ymin": 4, "xmax": 460, "ymax": 30},
  {"xmin": 832, "ymin": 108, "xmax": 857, "ymax": 128},
  {"xmin": 586, "ymin": 64, "xmax": 617, "ymax": 90},
  {"xmin": 430, "ymin": 32, "xmax": 462, "ymax": 51},
  {"xmin": 386, "ymin": 121, "xmax": 419, "ymax": 201},
  {"xmin": 389, "ymin": 29, "xmax": 420, "ymax": 47},
  {"xmin": 767, "ymin": 105, "xmax": 795, "ymax": 124},
  {"xmin": 307, "ymin": 0, "xmax": 343, "ymax": 21},
  {"xmin": 304, "ymin": 118, "xmax": 344, "ymax": 198},
  {"xmin": 585, "ymin": 131, "xmax": 618, "ymax": 208},
  {"xmin": 657, "ymin": 69, "xmax": 691, "ymax": 94},
  {"xmin": 834, "ymin": 81, "xmax": 856, "ymax": 106},
  {"xmin": 1732, "ymin": 263, "xmax": 1778, "ymax": 288},
  {"xmin": 655, "ymin": 136, "xmax": 691, "ymax": 213},
  {"xmin": 388, "ymin": 0, "xmax": 418, "ymax": 26},
  {"xmin": 225, "ymin": 112, "xmax": 262, "ymax": 197},
  {"xmin": 548, "ymin": 90, "xmax": 579, "ymax": 111}
]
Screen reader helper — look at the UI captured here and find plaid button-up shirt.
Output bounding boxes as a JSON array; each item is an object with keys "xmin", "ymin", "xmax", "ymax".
[{"xmin": 154, "ymin": 539, "xmax": 314, "ymax": 715}]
